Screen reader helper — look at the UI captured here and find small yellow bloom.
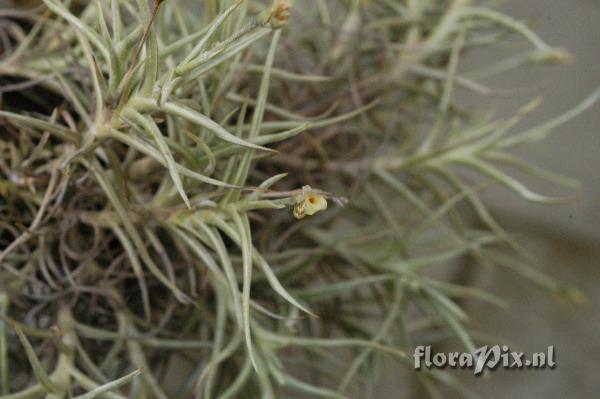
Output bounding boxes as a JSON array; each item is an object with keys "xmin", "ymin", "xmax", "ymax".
[{"xmin": 293, "ymin": 186, "xmax": 327, "ymax": 219}]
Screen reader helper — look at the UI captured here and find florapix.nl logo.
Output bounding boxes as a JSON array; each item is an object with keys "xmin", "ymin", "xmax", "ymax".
[{"xmin": 413, "ymin": 345, "xmax": 556, "ymax": 375}]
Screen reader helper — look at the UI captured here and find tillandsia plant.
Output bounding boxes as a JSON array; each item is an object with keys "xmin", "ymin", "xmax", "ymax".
[{"xmin": 0, "ymin": 0, "xmax": 597, "ymax": 398}]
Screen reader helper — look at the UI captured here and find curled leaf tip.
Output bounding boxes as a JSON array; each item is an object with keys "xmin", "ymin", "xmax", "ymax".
[{"xmin": 533, "ymin": 48, "xmax": 574, "ymax": 64}]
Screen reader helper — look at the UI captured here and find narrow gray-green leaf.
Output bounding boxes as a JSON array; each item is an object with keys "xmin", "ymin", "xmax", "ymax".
[{"xmin": 72, "ymin": 369, "xmax": 141, "ymax": 399}]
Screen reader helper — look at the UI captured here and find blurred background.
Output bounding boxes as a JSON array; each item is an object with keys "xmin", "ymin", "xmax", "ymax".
[
  {"xmin": 465, "ymin": 1, "xmax": 600, "ymax": 397},
  {"xmin": 379, "ymin": 1, "xmax": 600, "ymax": 397},
  {"xmin": 1, "ymin": 0, "xmax": 598, "ymax": 397}
]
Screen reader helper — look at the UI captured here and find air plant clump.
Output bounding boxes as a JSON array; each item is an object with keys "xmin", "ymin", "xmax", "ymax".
[{"xmin": 0, "ymin": 0, "xmax": 597, "ymax": 398}]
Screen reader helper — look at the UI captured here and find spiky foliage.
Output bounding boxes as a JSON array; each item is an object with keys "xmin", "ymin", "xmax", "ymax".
[{"xmin": 0, "ymin": 0, "xmax": 597, "ymax": 398}]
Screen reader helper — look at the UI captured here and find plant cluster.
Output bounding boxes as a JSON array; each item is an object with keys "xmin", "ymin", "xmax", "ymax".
[{"xmin": 0, "ymin": 0, "xmax": 597, "ymax": 398}]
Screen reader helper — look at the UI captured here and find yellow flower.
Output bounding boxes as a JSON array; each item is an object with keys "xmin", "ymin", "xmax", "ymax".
[{"xmin": 293, "ymin": 186, "xmax": 327, "ymax": 219}]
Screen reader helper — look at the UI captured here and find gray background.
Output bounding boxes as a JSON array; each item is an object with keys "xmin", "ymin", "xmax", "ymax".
[
  {"xmin": 383, "ymin": 1, "xmax": 600, "ymax": 397},
  {"xmin": 470, "ymin": 1, "xmax": 600, "ymax": 397}
]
